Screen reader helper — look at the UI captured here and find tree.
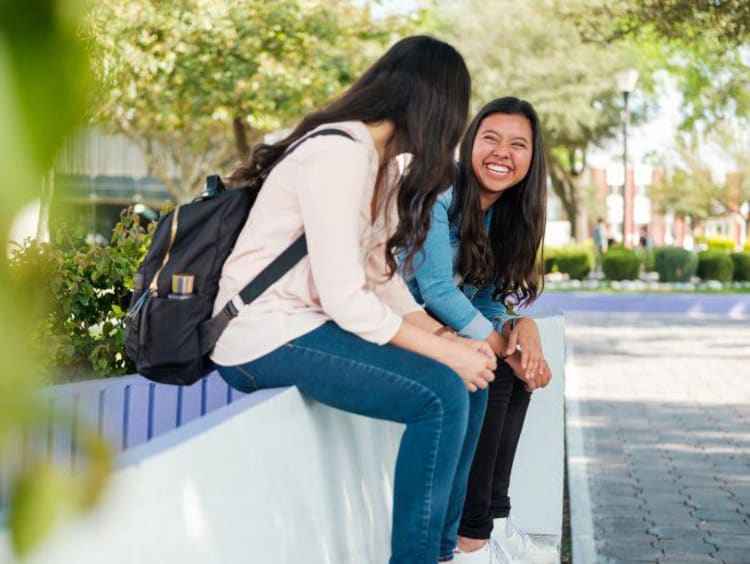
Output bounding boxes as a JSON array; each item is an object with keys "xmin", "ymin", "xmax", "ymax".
[
  {"xmin": 651, "ymin": 125, "xmax": 750, "ymax": 229},
  {"xmin": 564, "ymin": 0, "xmax": 750, "ymax": 46},
  {"xmin": 563, "ymin": 0, "xmax": 750, "ymax": 130},
  {"xmin": 433, "ymin": 0, "xmax": 655, "ymax": 240},
  {"xmin": 86, "ymin": 0, "xmax": 411, "ymax": 202},
  {"xmin": 650, "ymin": 137, "xmax": 722, "ymax": 220}
]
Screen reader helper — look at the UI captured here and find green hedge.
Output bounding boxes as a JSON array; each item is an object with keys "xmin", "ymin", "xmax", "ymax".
[
  {"xmin": 544, "ymin": 247, "xmax": 592, "ymax": 280},
  {"xmin": 635, "ymin": 247, "xmax": 656, "ymax": 272},
  {"xmin": 602, "ymin": 247, "xmax": 640, "ymax": 281},
  {"xmin": 695, "ymin": 236, "xmax": 735, "ymax": 251},
  {"xmin": 697, "ymin": 250, "xmax": 734, "ymax": 283},
  {"xmin": 731, "ymin": 251, "xmax": 750, "ymax": 281},
  {"xmin": 653, "ymin": 247, "xmax": 699, "ymax": 282},
  {"xmin": 8, "ymin": 208, "xmax": 152, "ymax": 379}
]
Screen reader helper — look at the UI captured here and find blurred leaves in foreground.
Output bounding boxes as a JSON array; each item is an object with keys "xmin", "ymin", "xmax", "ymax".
[{"xmin": 0, "ymin": 0, "xmax": 112, "ymax": 557}]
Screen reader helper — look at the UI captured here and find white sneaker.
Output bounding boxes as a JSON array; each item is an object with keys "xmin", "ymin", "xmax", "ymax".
[
  {"xmin": 453, "ymin": 541, "xmax": 497, "ymax": 563},
  {"xmin": 491, "ymin": 517, "xmax": 559, "ymax": 564}
]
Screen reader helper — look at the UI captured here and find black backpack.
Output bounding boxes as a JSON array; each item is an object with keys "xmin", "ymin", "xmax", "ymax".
[{"xmin": 125, "ymin": 128, "xmax": 354, "ymax": 385}]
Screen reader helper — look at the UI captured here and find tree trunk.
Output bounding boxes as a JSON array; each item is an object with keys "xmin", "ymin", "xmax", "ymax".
[
  {"xmin": 546, "ymin": 145, "xmax": 589, "ymax": 243},
  {"xmin": 554, "ymin": 176, "xmax": 578, "ymax": 242},
  {"xmin": 36, "ymin": 168, "xmax": 54, "ymax": 242},
  {"xmin": 233, "ymin": 116, "xmax": 250, "ymax": 161},
  {"xmin": 548, "ymin": 166, "xmax": 578, "ymax": 241}
]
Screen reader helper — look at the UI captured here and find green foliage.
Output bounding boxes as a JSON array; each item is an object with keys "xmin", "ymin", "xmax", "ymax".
[
  {"xmin": 697, "ymin": 250, "xmax": 734, "ymax": 282},
  {"xmin": 0, "ymin": 0, "xmax": 92, "ymax": 233},
  {"xmin": 730, "ymin": 252, "xmax": 750, "ymax": 281},
  {"xmin": 435, "ymin": 0, "xmax": 659, "ymax": 240},
  {"xmin": 8, "ymin": 425, "xmax": 112, "ymax": 556},
  {"xmin": 86, "ymin": 0, "xmax": 413, "ymax": 201},
  {"xmin": 649, "ymin": 125, "xmax": 750, "ymax": 221},
  {"xmin": 563, "ymin": 1, "xmax": 750, "ymax": 130},
  {"xmin": 696, "ymin": 236, "xmax": 736, "ymax": 251},
  {"xmin": 635, "ymin": 246, "xmax": 656, "ymax": 272},
  {"xmin": 1, "ymin": 0, "xmax": 114, "ymax": 556},
  {"xmin": 9, "ymin": 208, "xmax": 152, "ymax": 379},
  {"xmin": 565, "ymin": 0, "xmax": 750, "ymax": 45},
  {"xmin": 603, "ymin": 247, "xmax": 640, "ymax": 281},
  {"xmin": 544, "ymin": 247, "xmax": 593, "ymax": 280},
  {"xmin": 654, "ymin": 246, "xmax": 699, "ymax": 282}
]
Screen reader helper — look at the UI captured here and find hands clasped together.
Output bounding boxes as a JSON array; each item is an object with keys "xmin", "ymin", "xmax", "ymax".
[
  {"xmin": 503, "ymin": 318, "xmax": 551, "ymax": 392},
  {"xmin": 434, "ymin": 317, "xmax": 552, "ymax": 394}
]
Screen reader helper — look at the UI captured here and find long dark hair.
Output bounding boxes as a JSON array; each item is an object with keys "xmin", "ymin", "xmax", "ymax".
[
  {"xmin": 230, "ymin": 35, "xmax": 470, "ymax": 275},
  {"xmin": 451, "ymin": 97, "xmax": 547, "ymax": 307}
]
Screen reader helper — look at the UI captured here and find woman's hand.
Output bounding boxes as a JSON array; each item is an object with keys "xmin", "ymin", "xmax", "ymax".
[
  {"xmin": 443, "ymin": 331, "xmax": 499, "ymax": 363},
  {"xmin": 390, "ymin": 319, "xmax": 495, "ymax": 393},
  {"xmin": 444, "ymin": 340, "xmax": 496, "ymax": 392},
  {"xmin": 506, "ymin": 353, "xmax": 551, "ymax": 392},
  {"xmin": 505, "ymin": 317, "xmax": 546, "ymax": 384},
  {"xmin": 454, "ymin": 336, "xmax": 497, "ymax": 364}
]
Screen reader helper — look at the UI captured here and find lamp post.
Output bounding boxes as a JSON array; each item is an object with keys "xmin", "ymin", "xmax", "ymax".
[{"xmin": 615, "ymin": 69, "xmax": 638, "ymax": 247}]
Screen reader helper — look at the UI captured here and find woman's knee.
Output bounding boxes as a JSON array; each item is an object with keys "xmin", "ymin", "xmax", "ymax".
[{"xmin": 420, "ymin": 365, "xmax": 470, "ymax": 423}]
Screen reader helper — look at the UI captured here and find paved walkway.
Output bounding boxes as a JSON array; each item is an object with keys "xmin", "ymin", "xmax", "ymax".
[{"xmin": 565, "ymin": 313, "xmax": 750, "ymax": 564}]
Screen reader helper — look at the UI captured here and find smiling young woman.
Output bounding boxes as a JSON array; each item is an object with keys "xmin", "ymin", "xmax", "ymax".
[
  {"xmin": 402, "ymin": 97, "xmax": 556, "ymax": 564},
  {"xmin": 470, "ymin": 113, "xmax": 533, "ymax": 210}
]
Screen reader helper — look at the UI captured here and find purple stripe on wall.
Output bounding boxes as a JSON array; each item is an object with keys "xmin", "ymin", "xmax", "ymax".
[
  {"xmin": 525, "ymin": 292, "xmax": 750, "ymax": 316},
  {"xmin": 1, "ymin": 372, "xmax": 247, "ymax": 510}
]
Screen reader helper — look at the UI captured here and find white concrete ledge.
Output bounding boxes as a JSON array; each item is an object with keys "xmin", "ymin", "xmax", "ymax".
[{"xmin": 0, "ymin": 314, "xmax": 564, "ymax": 564}]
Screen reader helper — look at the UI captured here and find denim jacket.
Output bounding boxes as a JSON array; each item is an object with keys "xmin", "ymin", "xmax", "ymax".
[{"xmin": 402, "ymin": 187, "xmax": 514, "ymax": 340}]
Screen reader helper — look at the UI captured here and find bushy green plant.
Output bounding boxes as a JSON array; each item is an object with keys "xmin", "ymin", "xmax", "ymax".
[
  {"xmin": 8, "ymin": 208, "xmax": 153, "ymax": 379},
  {"xmin": 635, "ymin": 247, "xmax": 656, "ymax": 272},
  {"xmin": 730, "ymin": 251, "xmax": 750, "ymax": 281},
  {"xmin": 602, "ymin": 247, "xmax": 640, "ymax": 281},
  {"xmin": 653, "ymin": 247, "xmax": 699, "ymax": 282},
  {"xmin": 695, "ymin": 235, "xmax": 735, "ymax": 251},
  {"xmin": 544, "ymin": 246, "xmax": 592, "ymax": 280},
  {"xmin": 696, "ymin": 250, "xmax": 734, "ymax": 282},
  {"xmin": 543, "ymin": 248, "xmax": 558, "ymax": 274}
]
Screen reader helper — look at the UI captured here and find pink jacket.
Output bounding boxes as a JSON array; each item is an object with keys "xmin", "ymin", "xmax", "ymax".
[{"xmin": 211, "ymin": 121, "xmax": 422, "ymax": 366}]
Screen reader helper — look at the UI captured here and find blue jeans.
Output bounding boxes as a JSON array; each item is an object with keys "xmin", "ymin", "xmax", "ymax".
[{"xmin": 217, "ymin": 321, "xmax": 487, "ymax": 563}]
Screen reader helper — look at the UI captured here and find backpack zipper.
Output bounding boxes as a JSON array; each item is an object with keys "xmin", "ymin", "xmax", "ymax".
[{"xmin": 149, "ymin": 205, "xmax": 181, "ymax": 295}]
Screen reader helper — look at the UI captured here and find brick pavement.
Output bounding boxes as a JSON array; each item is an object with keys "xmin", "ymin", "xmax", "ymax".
[{"xmin": 565, "ymin": 313, "xmax": 750, "ymax": 564}]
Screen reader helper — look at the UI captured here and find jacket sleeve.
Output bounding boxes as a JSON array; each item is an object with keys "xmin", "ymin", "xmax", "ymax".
[
  {"xmin": 410, "ymin": 191, "xmax": 494, "ymax": 340},
  {"xmin": 295, "ymin": 138, "xmax": 402, "ymax": 344},
  {"xmin": 471, "ymin": 283, "xmax": 515, "ymax": 334}
]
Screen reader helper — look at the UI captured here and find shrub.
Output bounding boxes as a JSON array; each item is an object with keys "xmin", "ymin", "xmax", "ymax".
[
  {"xmin": 695, "ymin": 235, "xmax": 735, "ymax": 251},
  {"xmin": 602, "ymin": 247, "xmax": 640, "ymax": 281},
  {"xmin": 696, "ymin": 250, "xmax": 734, "ymax": 282},
  {"xmin": 544, "ymin": 246, "xmax": 592, "ymax": 280},
  {"xmin": 635, "ymin": 247, "xmax": 656, "ymax": 272},
  {"xmin": 8, "ymin": 208, "xmax": 153, "ymax": 380},
  {"xmin": 653, "ymin": 247, "xmax": 699, "ymax": 282},
  {"xmin": 543, "ymin": 248, "xmax": 558, "ymax": 274},
  {"xmin": 731, "ymin": 251, "xmax": 750, "ymax": 281}
]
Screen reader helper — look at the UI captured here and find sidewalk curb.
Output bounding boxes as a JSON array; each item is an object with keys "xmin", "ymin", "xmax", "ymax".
[{"xmin": 565, "ymin": 347, "xmax": 597, "ymax": 564}]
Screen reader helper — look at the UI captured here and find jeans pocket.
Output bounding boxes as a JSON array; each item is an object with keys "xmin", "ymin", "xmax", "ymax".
[{"xmin": 217, "ymin": 364, "xmax": 260, "ymax": 393}]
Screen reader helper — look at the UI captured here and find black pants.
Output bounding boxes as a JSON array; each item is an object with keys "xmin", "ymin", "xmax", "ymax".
[{"xmin": 457, "ymin": 361, "xmax": 531, "ymax": 539}]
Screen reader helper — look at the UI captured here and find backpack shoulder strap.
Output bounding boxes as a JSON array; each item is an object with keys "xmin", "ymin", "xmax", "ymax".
[{"xmin": 199, "ymin": 128, "xmax": 355, "ymax": 354}]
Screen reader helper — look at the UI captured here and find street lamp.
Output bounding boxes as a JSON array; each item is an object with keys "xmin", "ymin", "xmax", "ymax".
[{"xmin": 615, "ymin": 69, "xmax": 639, "ymax": 247}]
